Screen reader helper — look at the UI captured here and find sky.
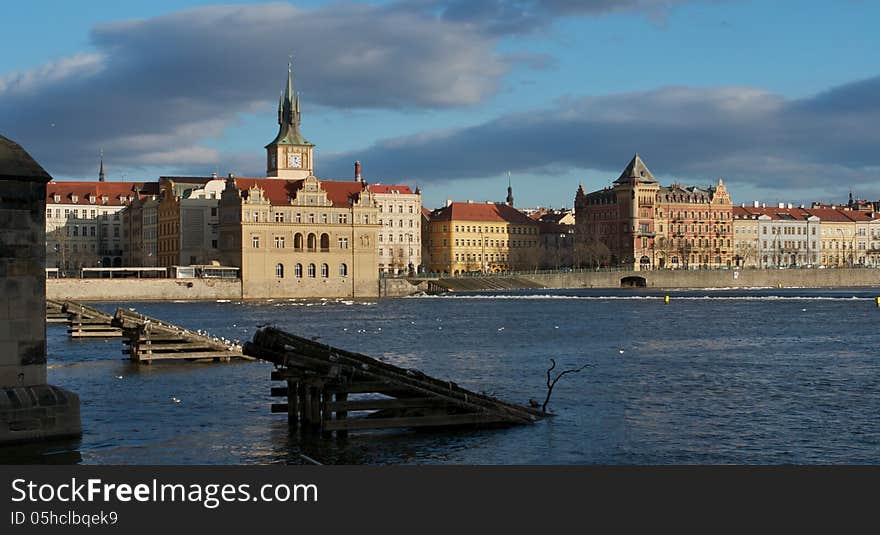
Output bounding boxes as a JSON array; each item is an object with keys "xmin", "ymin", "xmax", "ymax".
[{"xmin": 2, "ymin": 0, "xmax": 879, "ymax": 210}]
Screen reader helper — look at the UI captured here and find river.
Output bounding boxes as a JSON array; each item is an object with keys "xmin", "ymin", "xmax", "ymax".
[{"xmin": 3, "ymin": 288, "xmax": 879, "ymax": 464}]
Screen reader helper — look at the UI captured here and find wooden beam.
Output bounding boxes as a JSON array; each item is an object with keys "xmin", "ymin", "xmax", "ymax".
[
  {"xmin": 323, "ymin": 413, "xmax": 506, "ymax": 431},
  {"xmin": 328, "ymin": 398, "xmax": 447, "ymax": 412},
  {"xmin": 271, "ymin": 403, "xmax": 289, "ymax": 413}
]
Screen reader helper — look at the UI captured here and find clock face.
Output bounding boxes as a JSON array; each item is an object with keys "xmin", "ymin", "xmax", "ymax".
[{"xmin": 287, "ymin": 152, "xmax": 303, "ymax": 168}]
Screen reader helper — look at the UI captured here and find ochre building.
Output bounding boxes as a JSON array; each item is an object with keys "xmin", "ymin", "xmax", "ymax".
[{"xmin": 216, "ymin": 64, "xmax": 379, "ymax": 298}]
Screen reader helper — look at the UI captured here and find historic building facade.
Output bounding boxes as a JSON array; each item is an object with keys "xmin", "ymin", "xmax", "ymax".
[
  {"xmin": 369, "ymin": 182, "xmax": 422, "ymax": 274},
  {"xmin": 216, "ymin": 64, "xmax": 379, "ymax": 298},
  {"xmin": 425, "ymin": 200, "xmax": 540, "ymax": 274},
  {"xmin": 575, "ymin": 154, "xmax": 734, "ymax": 270},
  {"xmin": 45, "ymin": 181, "xmax": 145, "ymax": 273}
]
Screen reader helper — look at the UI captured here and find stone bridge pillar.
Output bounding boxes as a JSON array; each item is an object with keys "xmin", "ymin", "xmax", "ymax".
[{"xmin": 0, "ymin": 135, "xmax": 81, "ymax": 444}]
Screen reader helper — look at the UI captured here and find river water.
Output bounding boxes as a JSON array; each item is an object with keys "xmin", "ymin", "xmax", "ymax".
[{"xmin": 3, "ymin": 288, "xmax": 879, "ymax": 464}]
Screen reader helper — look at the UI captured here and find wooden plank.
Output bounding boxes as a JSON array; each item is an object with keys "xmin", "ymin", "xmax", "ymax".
[
  {"xmin": 270, "ymin": 387, "xmax": 288, "ymax": 397},
  {"xmin": 271, "ymin": 403, "xmax": 289, "ymax": 413},
  {"xmin": 323, "ymin": 413, "xmax": 507, "ymax": 431},
  {"xmin": 132, "ymin": 351, "xmax": 245, "ymax": 360},
  {"xmin": 328, "ymin": 398, "xmax": 447, "ymax": 411},
  {"xmin": 325, "ymin": 381, "xmax": 402, "ymax": 394}
]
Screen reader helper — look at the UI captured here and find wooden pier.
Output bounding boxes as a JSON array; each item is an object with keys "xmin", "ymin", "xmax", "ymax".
[
  {"xmin": 244, "ymin": 327, "xmax": 543, "ymax": 435},
  {"xmin": 46, "ymin": 299, "xmax": 68, "ymax": 324},
  {"xmin": 111, "ymin": 308, "xmax": 250, "ymax": 364},
  {"xmin": 62, "ymin": 301, "xmax": 121, "ymax": 338}
]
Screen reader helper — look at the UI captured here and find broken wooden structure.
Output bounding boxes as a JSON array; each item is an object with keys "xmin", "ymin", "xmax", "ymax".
[
  {"xmin": 244, "ymin": 327, "xmax": 543, "ymax": 435},
  {"xmin": 46, "ymin": 299, "xmax": 68, "ymax": 324},
  {"xmin": 62, "ymin": 301, "xmax": 121, "ymax": 338},
  {"xmin": 111, "ymin": 308, "xmax": 250, "ymax": 364}
]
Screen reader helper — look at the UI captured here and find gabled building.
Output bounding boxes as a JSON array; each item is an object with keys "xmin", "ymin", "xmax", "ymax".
[
  {"xmin": 575, "ymin": 154, "xmax": 734, "ymax": 270},
  {"xmin": 216, "ymin": 64, "xmax": 379, "ymax": 298}
]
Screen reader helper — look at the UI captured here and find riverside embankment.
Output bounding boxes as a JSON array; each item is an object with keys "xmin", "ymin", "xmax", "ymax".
[
  {"xmin": 428, "ymin": 268, "xmax": 880, "ymax": 292},
  {"xmin": 45, "ymin": 268, "xmax": 880, "ymax": 301}
]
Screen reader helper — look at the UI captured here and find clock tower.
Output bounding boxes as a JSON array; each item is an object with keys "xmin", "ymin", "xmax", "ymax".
[{"xmin": 266, "ymin": 62, "xmax": 314, "ymax": 179}]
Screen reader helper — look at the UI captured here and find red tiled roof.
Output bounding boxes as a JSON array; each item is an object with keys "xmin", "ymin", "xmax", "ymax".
[
  {"xmin": 233, "ymin": 178, "xmax": 366, "ymax": 208},
  {"xmin": 803, "ymin": 208, "xmax": 862, "ymax": 223},
  {"xmin": 368, "ymin": 184, "xmax": 414, "ymax": 195},
  {"xmin": 46, "ymin": 181, "xmax": 145, "ymax": 206},
  {"xmin": 429, "ymin": 202, "xmax": 536, "ymax": 225}
]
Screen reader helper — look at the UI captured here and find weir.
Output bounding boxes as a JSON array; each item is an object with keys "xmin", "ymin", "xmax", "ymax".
[{"xmin": 244, "ymin": 327, "xmax": 543, "ymax": 435}]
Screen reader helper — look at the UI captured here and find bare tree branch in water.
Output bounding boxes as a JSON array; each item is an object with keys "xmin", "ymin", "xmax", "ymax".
[{"xmin": 542, "ymin": 358, "xmax": 590, "ymax": 413}]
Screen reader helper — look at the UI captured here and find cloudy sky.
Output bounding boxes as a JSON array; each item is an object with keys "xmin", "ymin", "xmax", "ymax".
[{"xmin": 2, "ymin": 0, "xmax": 879, "ymax": 209}]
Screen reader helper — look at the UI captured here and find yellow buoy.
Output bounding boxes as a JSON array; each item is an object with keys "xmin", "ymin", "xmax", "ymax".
[
  {"xmin": 664, "ymin": 295, "xmax": 670, "ymax": 304},
  {"xmin": 875, "ymin": 296, "xmax": 880, "ymax": 307}
]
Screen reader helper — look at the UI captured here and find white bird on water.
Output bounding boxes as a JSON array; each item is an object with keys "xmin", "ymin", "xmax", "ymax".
[
  {"xmin": 116, "ymin": 375, "xmax": 123, "ymax": 380},
  {"xmin": 618, "ymin": 349, "xmax": 625, "ymax": 354},
  {"xmin": 171, "ymin": 396, "xmax": 181, "ymax": 404}
]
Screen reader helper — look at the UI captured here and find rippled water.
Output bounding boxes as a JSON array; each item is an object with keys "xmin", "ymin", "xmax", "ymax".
[{"xmin": 4, "ymin": 287, "xmax": 880, "ymax": 464}]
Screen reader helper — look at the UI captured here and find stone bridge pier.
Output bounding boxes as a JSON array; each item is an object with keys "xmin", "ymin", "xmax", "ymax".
[{"xmin": 0, "ymin": 135, "xmax": 80, "ymax": 445}]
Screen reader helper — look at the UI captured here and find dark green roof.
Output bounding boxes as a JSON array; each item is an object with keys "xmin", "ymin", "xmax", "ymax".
[
  {"xmin": 614, "ymin": 153, "xmax": 657, "ymax": 185},
  {"xmin": 0, "ymin": 134, "xmax": 51, "ymax": 182}
]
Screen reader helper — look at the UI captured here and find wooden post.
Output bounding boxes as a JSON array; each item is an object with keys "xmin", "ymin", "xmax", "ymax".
[
  {"xmin": 287, "ymin": 379, "xmax": 299, "ymax": 428},
  {"xmin": 310, "ymin": 386, "xmax": 321, "ymax": 430},
  {"xmin": 320, "ymin": 390, "xmax": 331, "ymax": 438},
  {"xmin": 335, "ymin": 391, "xmax": 348, "ymax": 439}
]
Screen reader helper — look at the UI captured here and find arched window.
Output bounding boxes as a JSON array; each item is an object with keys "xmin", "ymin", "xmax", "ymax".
[
  {"xmin": 308, "ymin": 263, "xmax": 316, "ymax": 278},
  {"xmin": 307, "ymin": 233, "xmax": 317, "ymax": 251},
  {"xmin": 339, "ymin": 263, "xmax": 348, "ymax": 277},
  {"xmin": 294, "ymin": 233, "xmax": 303, "ymax": 251},
  {"xmin": 295, "ymin": 263, "xmax": 302, "ymax": 278},
  {"xmin": 320, "ymin": 233, "xmax": 330, "ymax": 251},
  {"xmin": 275, "ymin": 263, "xmax": 284, "ymax": 278},
  {"xmin": 321, "ymin": 263, "xmax": 329, "ymax": 278}
]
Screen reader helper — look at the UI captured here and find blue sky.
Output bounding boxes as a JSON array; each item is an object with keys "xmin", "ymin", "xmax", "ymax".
[{"xmin": 2, "ymin": 0, "xmax": 879, "ymax": 209}]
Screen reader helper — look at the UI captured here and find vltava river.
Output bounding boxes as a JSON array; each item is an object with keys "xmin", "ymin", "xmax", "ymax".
[{"xmin": 5, "ymin": 288, "xmax": 880, "ymax": 464}]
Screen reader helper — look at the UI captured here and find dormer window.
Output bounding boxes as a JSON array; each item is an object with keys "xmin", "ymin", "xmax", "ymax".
[
  {"xmin": 101, "ymin": 195, "xmax": 108, "ymax": 204},
  {"xmin": 71, "ymin": 195, "xmax": 78, "ymax": 203},
  {"xmin": 53, "ymin": 194, "xmax": 60, "ymax": 203},
  {"xmin": 89, "ymin": 195, "xmax": 96, "ymax": 204}
]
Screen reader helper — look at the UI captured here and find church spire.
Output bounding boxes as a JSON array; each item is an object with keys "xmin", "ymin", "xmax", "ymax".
[
  {"xmin": 266, "ymin": 60, "xmax": 309, "ymax": 148},
  {"xmin": 98, "ymin": 149, "xmax": 105, "ymax": 182},
  {"xmin": 506, "ymin": 171, "xmax": 514, "ymax": 207}
]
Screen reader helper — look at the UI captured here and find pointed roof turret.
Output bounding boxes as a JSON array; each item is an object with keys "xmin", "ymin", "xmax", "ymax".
[
  {"xmin": 614, "ymin": 153, "xmax": 657, "ymax": 185},
  {"xmin": 266, "ymin": 61, "xmax": 311, "ymax": 148},
  {"xmin": 98, "ymin": 149, "xmax": 105, "ymax": 182}
]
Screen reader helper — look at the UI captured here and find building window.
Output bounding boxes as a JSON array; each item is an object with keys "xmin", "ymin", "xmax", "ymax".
[
  {"xmin": 295, "ymin": 213, "xmax": 302, "ymax": 223},
  {"xmin": 274, "ymin": 236, "xmax": 285, "ymax": 248},
  {"xmin": 321, "ymin": 263, "xmax": 329, "ymax": 278},
  {"xmin": 295, "ymin": 263, "xmax": 302, "ymax": 278},
  {"xmin": 339, "ymin": 213, "xmax": 348, "ymax": 224},
  {"xmin": 211, "ymin": 239, "xmax": 218, "ymax": 249},
  {"xmin": 339, "ymin": 263, "xmax": 348, "ymax": 277},
  {"xmin": 253, "ymin": 212, "xmax": 259, "ymax": 223},
  {"xmin": 275, "ymin": 212, "xmax": 284, "ymax": 223},
  {"xmin": 211, "ymin": 207, "xmax": 218, "ymax": 217},
  {"xmin": 252, "ymin": 236, "xmax": 260, "ymax": 248},
  {"xmin": 338, "ymin": 237, "xmax": 349, "ymax": 249},
  {"xmin": 308, "ymin": 213, "xmax": 315, "ymax": 224},
  {"xmin": 308, "ymin": 263, "xmax": 316, "ymax": 277},
  {"xmin": 275, "ymin": 263, "xmax": 284, "ymax": 278}
]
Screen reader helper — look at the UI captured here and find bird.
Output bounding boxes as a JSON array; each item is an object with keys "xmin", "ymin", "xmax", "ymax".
[
  {"xmin": 171, "ymin": 396, "xmax": 181, "ymax": 404},
  {"xmin": 618, "ymin": 349, "xmax": 625, "ymax": 354},
  {"xmin": 116, "ymin": 375, "xmax": 123, "ymax": 380},
  {"xmin": 497, "ymin": 327, "xmax": 505, "ymax": 331}
]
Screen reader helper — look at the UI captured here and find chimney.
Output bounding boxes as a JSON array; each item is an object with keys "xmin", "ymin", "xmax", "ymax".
[
  {"xmin": 445, "ymin": 199, "xmax": 453, "ymax": 207},
  {"xmin": 753, "ymin": 200, "xmax": 760, "ymax": 208},
  {"xmin": 354, "ymin": 161, "xmax": 362, "ymax": 182},
  {"xmin": 762, "ymin": 202, "xmax": 766, "ymax": 208},
  {"xmin": 211, "ymin": 172, "xmax": 218, "ymax": 179},
  {"xmin": 778, "ymin": 202, "xmax": 785, "ymax": 209},
  {"xmin": 787, "ymin": 203, "xmax": 793, "ymax": 209}
]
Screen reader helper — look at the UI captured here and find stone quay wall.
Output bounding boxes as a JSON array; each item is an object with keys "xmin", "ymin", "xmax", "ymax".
[
  {"xmin": 429, "ymin": 268, "xmax": 880, "ymax": 293},
  {"xmin": 47, "ymin": 278, "xmax": 242, "ymax": 301}
]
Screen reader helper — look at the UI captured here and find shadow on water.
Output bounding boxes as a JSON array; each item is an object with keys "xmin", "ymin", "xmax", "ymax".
[{"xmin": 0, "ymin": 438, "xmax": 83, "ymax": 465}]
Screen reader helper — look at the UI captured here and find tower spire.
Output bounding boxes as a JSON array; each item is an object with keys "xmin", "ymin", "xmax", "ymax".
[
  {"xmin": 506, "ymin": 171, "xmax": 514, "ymax": 207},
  {"xmin": 98, "ymin": 149, "xmax": 105, "ymax": 182}
]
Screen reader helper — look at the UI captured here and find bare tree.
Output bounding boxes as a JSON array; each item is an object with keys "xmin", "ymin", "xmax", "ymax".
[{"xmin": 540, "ymin": 358, "xmax": 590, "ymax": 413}]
